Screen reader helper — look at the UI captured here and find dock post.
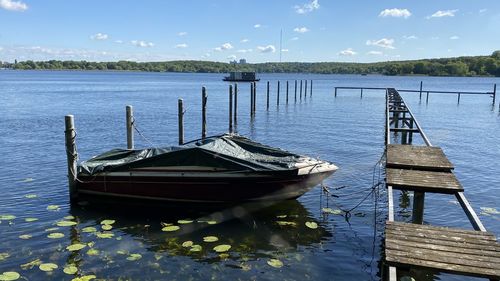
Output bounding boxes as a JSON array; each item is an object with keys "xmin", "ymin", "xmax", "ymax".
[
  {"xmin": 234, "ymin": 83, "xmax": 238, "ymax": 124},
  {"xmin": 426, "ymin": 91, "xmax": 429, "ymax": 104},
  {"xmin": 266, "ymin": 81, "xmax": 270, "ymax": 110},
  {"xmin": 64, "ymin": 115, "xmax": 78, "ymax": 202},
  {"xmin": 286, "ymin": 81, "xmax": 289, "ymax": 104},
  {"xmin": 253, "ymin": 82, "xmax": 257, "ymax": 113},
  {"xmin": 294, "ymin": 80, "xmax": 297, "ymax": 103},
  {"xmin": 178, "ymin": 99, "xmax": 184, "ymax": 145},
  {"xmin": 334, "ymin": 87, "xmax": 337, "ymax": 97},
  {"xmin": 457, "ymin": 93, "xmax": 461, "ymax": 104},
  {"xmin": 401, "ymin": 113, "xmax": 407, "ymax": 144},
  {"xmin": 126, "ymin": 105, "xmax": 134, "ymax": 149},
  {"xmin": 300, "ymin": 80, "xmax": 303, "ymax": 101},
  {"xmin": 202, "ymin": 86, "xmax": 207, "ymax": 139},
  {"xmin": 493, "ymin": 84, "xmax": 497, "ymax": 106},
  {"xmin": 304, "ymin": 80, "xmax": 308, "ymax": 97},
  {"xmin": 310, "ymin": 80, "xmax": 313, "ymax": 97},
  {"xmin": 412, "ymin": 192, "xmax": 425, "ymax": 224},
  {"xmin": 277, "ymin": 81, "xmax": 280, "ymax": 105},
  {"xmin": 361, "ymin": 88, "xmax": 363, "ymax": 99},
  {"xmin": 419, "ymin": 81, "xmax": 423, "ymax": 101},
  {"xmin": 250, "ymin": 83, "xmax": 254, "ymax": 116},
  {"xmin": 229, "ymin": 85, "xmax": 233, "ymax": 133},
  {"xmin": 408, "ymin": 119, "xmax": 414, "ymax": 144}
]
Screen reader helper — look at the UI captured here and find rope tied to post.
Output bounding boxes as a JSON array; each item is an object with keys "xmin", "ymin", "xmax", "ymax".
[{"xmin": 131, "ymin": 116, "xmax": 156, "ymax": 147}]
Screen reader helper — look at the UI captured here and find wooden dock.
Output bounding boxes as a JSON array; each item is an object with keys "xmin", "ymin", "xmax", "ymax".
[{"xmin": 384, "ymin": 88, "xmax": 499, "ymax": 281}]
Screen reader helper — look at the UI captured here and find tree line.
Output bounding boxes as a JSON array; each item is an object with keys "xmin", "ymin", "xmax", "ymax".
[{"xmin": 2, "ymin": 51, "xmax": 499, "ymax": 77}]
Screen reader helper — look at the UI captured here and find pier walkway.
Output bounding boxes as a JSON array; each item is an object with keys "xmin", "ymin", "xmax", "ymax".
[{"xmin": 384, "ymin": 88, "xmax": 500, "ymax": 280}]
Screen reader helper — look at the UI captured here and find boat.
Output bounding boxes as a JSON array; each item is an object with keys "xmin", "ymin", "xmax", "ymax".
[
  {"xmin": 223, "ymin": 71, "xmax": 260, "ymax": 82},
  {"xmin": 75, "ymin": 134, "xmax": 337, "ymax": 203}
]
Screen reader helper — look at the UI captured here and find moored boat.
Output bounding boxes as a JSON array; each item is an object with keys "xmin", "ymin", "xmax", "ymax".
[{"xmin": 223, "ymin": 71, "xmax": 260, "ymax": 82}]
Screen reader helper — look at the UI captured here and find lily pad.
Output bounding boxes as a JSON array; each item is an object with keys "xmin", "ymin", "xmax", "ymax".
[
  {"xmin": 96, "ymin": 232, "xmax": 114, "ymax": 239},
  {"xmin": 267, "ymin": 258, "xmax": 284, "ymax": 268},
  {"xmin": 0, "ymin": 271, "xmax": 20, "ymax": 281},
  {"xmin": 305, "ymin": 221, "xmax": 318, "ymax": 229},
  {"xmin": 0, "ymin": 215, "xmax": 16, "ymax": 221},
  {"xmin": 203, "ymin": 236, "xmax": 219, "ymax": 242},
  {"xmin": 87, "ymin": 249, "xmax": 100, "ymax": 256},
  {"xmin": 276, "ymin": 215, "xmax": 287, "ymax": 218},
  {"xmin": 71, "ymin": 275, "xmax": 96, "ymax": 281},
  {"xmin": 213, "ymin": 244, "xmax": 231, "ymax": 253},
  {"xmin": 322, "ymin": 208, "xmax": 342, "ymax": 215},
  {"xmin": 100, "ymin": 219, "xmax": 115, "ymax": 225},
  {"xmin": 206, "ymin": 220, "xmax": 217, "ymax": 225},
  {"xmin": 177, "ymin": 220, "xmax": 193, "ymax": 224},
  {"xmin": 20, "ymin": 259, "xmax": 41, "ymax": 270},
  {"xmin": 182, "ymin": 241, "xmax": 194, "ymax": 247},
  {"xmin": 25, "ymin": 218, "xmax": 38, "ymax": 222},
  {"xmin": 66, "ymin": 243, "xmax": 86, "ymax": 251},
  {"xmin": 189, "ymin": 245, "xmax": 202, "ymax": 252},
  {"xmin": 45, "ymin": 227, "xmax": 59, "ymax": 232},
  {"xmin": 57, "ymin": 221, "xmax": 77, "ymax": 227},
  {"xmin": 18, "ymin": 234, "xmax": 32, "ymax": 240},
  {"xmin": 0, "ymin": 253, "xmax": 10, "ymax": 261},
  {"xmin": 47, "ymin": 205, "xmax": 60, "ymax": 211},
  {"xmin": 161, "ymin": 225, "xmax": 180, "ymax": 232},
  {"xmin": 116, "ymin": 250, "xmax": 127, "ymax": 255},
  {"xmin": 101, "ymin": 224, "xmax": 112, "ymax": 231},
  {"xmin": 39, "ymin": 263, "xmax": 58, "ymax": 272},
  {"xmin": 64, "ymin": 215, "xmax": 75, "ymax": 220},
  {"xmin": 126, "ymin": 253, "xmax": 142, "ymax": 261},
  {"xmin": 276, "ymin": 221, "xmax": 297, "ymax": 227},
  {"xmin": 47, "ymin": 232, "xmax": 65, "ymax": 239},
  {"xmin": 63, "ymin": 265, "xmax": 78, "ymax": 275},
  {"xmin": 25, "ymin": 194, "xmax": 37, "ymax": 199},
  {"xmin": 82, "ymin": 227, "xmax": 97, "ymax": 233},
  {"xmin": 400, "ymin": 277, "xmax": 416, "ymax": 281},
  {"xmin": 219, "ymin": 253, "xmax": 230, "ymax": 259}
]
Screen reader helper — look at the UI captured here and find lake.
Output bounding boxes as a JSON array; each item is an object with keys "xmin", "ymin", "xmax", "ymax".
[{"xmin": 0, "ymin": 70, "xmax": 499, "ymax": 281}]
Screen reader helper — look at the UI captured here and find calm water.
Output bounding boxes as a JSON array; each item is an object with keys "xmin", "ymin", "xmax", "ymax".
[{"xmin": 0, "ymin": 70, "xmax": 499, "ymax": 281}]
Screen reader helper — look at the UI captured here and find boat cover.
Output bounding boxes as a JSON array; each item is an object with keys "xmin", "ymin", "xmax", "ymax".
[{"xmin": 78, "ymin": 134, "xmax": 305, "ymax": 176}]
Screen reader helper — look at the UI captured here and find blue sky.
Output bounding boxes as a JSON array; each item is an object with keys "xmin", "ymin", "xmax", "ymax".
[{"xmin": 0, "ymin": 0, "xmax": 499, "ymax": 63}]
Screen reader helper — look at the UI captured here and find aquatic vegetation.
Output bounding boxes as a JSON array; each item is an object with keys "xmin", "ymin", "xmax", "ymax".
[
  {"xmin": 305, "ymin": 222, "xmax": 318, "ymax": 229},
  {"xmin": 203, "ymin": 236, "xmax": 219, "ymax": 242},
  {"xmin": 86, "ymin": 249, "xmax": 100, "ymax": 256},
  {"xmin": 276, "ymin": 221, "xmax": 297, "ymax": 227},
  {"xmin": 0, "ymin": 253, "xmax": 10, "ymax": 261},
  {"xmin": 267, "ymin": 258, "xmax": 284, "ymax": 268},
  {"xmin": 20, "ymin": 259, "xmax": 41, "ymax": 270},
  {"xmin": 64, "ymin": 215, "xmax": 75, "ymax": 220},
  {"xmin": 181, "ymin": 241, "xmax": 194, "ymax": 247},
  {"xmin": 480, "ymin": 207, "xmax": 500, "ymax": 215},
  {"xmin": 63, "ymin": 265, "xmax": 78, "ymax": 275},
  {"xmin": 100, "ymin": 220, "xmax": 115, "ymax": 225},
  {"xmin": 101, "ymin": 224, "xmax": 113, "ymax": 231},
  {"xmin": 21, "ymin": 178, "xmax": 34, "ymax": 183},
  {"xmin": 95, "ymin": 232, "xmax": 114, "ymax": 239},
  {"xmin": 189, "ymin": 245, "xmax": 202, "ymax": 252},
  {"xmin": 322, "ymin": 207, "xmax": 342, "ymax": 215},
  {"xmin": 0, "ymin": 215, "xmax": 16, "ymax": 220},
  {"xmin": 46, "ymin": 205, "xmax": 60, "ymax": 211},
  {"xmin": 66, "ymin": 243, "xmax": 87, "ymax": 251},
  {"xmin": 213, "ymin": 245, "xmax": 231, "ymax": 253},
  {"xmin": 71, "ymin": 275, "xmax": 96, "ymax": 281},
  {"xmin": 161, "ymin": 225, "xmax": 180, "ymax": 232},
  {"xmin": 177, "ymin": 220, "xmax": 193, "ymax": 224},
  {"xmin": 47, "ymin": 233, "xmax": 65, "ymax": 239},
  {"xmin": 44, "ymin": 227, "xmax": 59, "ymax": 232},
  {"xmin": 0, "ymin": 271, "xmax": 20, "ymax": 281},
  {"xmin": 57, "ymin": 221, "xmax": 77, "ymax": 227},
  {"xmin": 24, "ymin": 194, "xmax": 37, "ymax": 199},
  {"xmin": 126, "ymin": 253, "xmax": 142, "ymax": 261},
  {"xmin": 18, "ymin": 234, "xmax": 32, "ymax": 240},
  {"xmin": 24, "ymin": 218, "xmax": 38, "ymax": 222},
  {"xmin": 39, "ymin": 263, "xmax": 58, "ymax": 272},
  {"xmin": 276, "ymin": 215, "xmax": 287, "ymax": 218},
  {"xmin": 82, "ymin": 227, "xmax": 97, "ymax": 233}
]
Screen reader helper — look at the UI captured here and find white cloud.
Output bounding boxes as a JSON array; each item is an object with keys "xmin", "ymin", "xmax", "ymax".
[
  {"xmin": 294, "ymin": 0, "xmax": 319, "ymax": 14},
  {"xmin": 227, "ymin": 55, "xmax": 237, "ymax": 60},
  {"xmin": 367, "ymin": 51, "xmax": 383, "ymax": 55},
  {"xmin": 290, "ymin": 37, "xmax": 299, "ymax": 41},
  {"xmin": 114, "ymin": 40, "xmax": 123, "ymax": 44},
  {"xmin": 0, "ymin": 0, "xmax": 27, "ymax": 11},
  {"xmin": 403, "ymin": 35, "xmax": 418, "ymax": 40},
  {"xmin": 131, "ymin": 40, "xmax": 154, "ymax": 47},
  {"xmin": 294, "ymin": 27, "xmax": 309, "ymax": 33},
  {"xmin": 90, "ymin": 33, "xmax": 109, "ymax": 41},
  {"xmin": 236, "ymin": 49, "xmax": 252, "ymax": 53},
  {"xmin": 240, "ymin": 38, "xmax": 249, "ymax": 43},
  {"xmin": 428, "ymin": 9, "xmax": 458, "ymax": 19},
  {"xmin": 257, "ymin": 45, "xmax": 276, "ymax": 53},
  {"xmin": 214, "ymin": 42, "xmax": 233, "ymax": 51},
  {"xmin": 450, "ymin": 36, "xmax": 460, "ymax": 40},
  {"xmin": 281, "ymin": 49, "xmax": 289, "ymax": 52},
  {"xmin": 254, "ymin": 24, "xmax": 261, "ymax": 28},
  {"xmin": 178, "ymin": 32, "xmax": 187, "ymax": 36},
  {"xmin": 366, "ymin": 38, "xmax": 395, "ymax": 49},
  {"xmin": 175, "ymin": 43, "xmax": 188, "ymax": 48},
  {"xmin": 338, "ymin": 48, "xmax": 356, "ymax": 56},
  {"xmin": 379, "ymin": 8, "xmax": 411, "ymax": 19}
]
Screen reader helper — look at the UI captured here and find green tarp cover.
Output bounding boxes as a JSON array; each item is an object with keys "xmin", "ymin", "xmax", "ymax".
[{"xmin": 78, "ymin": 134, "xmax": 303, "ymax": 176}]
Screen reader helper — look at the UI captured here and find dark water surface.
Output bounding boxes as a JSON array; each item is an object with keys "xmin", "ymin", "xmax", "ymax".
[{"xmin": 0, "ymin": 71, "xmax": 499, "ymax": 280}]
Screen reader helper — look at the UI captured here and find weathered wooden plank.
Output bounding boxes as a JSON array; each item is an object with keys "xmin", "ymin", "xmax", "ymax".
[
  {"xmin": 387, "ymin": 221, "xmax": 494, "ymax": 238},
  {"xmin": 386, "ymin": 232, "xmax": 500, "ymax": 252},
  {"xmin": 386, "ymin": 144, "xmax": 454, "ymax": 171},
  {"xmin": 387, "ymin": 226, "xmax": 498, "ymax": 244},
  {"xmin": 386, "ymin": 168, "xmax": 463, "ymax": 193}
]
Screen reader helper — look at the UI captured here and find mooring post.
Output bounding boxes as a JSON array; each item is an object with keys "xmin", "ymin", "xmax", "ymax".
[
  {"xmin": 300, "ymin": 80, "xmax": 303, "ymax": 101},
  {"xmin": 419, "ymin": 81, "xmax": 423, "ymax": 101},
  {"xmin": 412, "ymin": 192, "xmax": 425, "ymax": 224},
  {"xmin": 304, "ymin": 80, "xmax": 308, "ymax": 97},
  {"xmin": 361, "ymin": 88, "xmax": 363, "ymax": 99},
  {"xmin": 401, "ymin": 112, "xmax": 407, "ymax": 144},
  {"xmin": 229, "ymin": 85, "xmax": 233, "ymax": 133},
  {"xmin": 64, "ymin": 115, "xmax": 78, "ymax": 202},
  {"xmin": 266, "ymin": 81, "xmax": 270, "ymax": 110},
  {"xmin": 250, "ymin": 82, "xmax": 254, "ymax": 116},
  {"xmin": 493, "ymin": 84, "xmax": 497, "ymax": 106},
  {"xmin": 126, "ymin": 105, "xmax": 134, "ymax": 149},
  {"xmin": 234, "ymin": 83, "xmax": 238, "ymax": 124},
  {"xmin": 310, "ymin": 80, "xmax": 313, "ymax": 97},
  {"xmin": 277, "ymin": 81, "xmax": 280, "ymax": 105},
  {"xmin": 408, "ymin": 118, "xmax": 414, "ymax": 144},
  {"xmin": 457, "ymin": 93, "xmax": 461, "ymax": 104},
  {"xmin": 177, "ymin": 99, "xmax": 184, "ymax": 145},
  {"xmin": 334, "ymin": 87, "xmax": 337, "ymax": 97},
  {"xmin": 426, "ymin": 91, "xmax": 429, "ymax": 104},
  {"xmin": 294, "ymin": 80, "xmax": 297, "ymax": 103},
  {"xmin": 202, "ymin": 86, "xmax": 207, "ymax": 139},
  {"xmin": 253, "ymin": 82, "xmax": 257, "ymax": 113},
  {"xmin": 286, "ymin": 81, "xmax": 289, "ymax": 104}
]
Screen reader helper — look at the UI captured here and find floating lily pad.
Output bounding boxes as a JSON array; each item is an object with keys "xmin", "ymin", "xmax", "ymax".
[
  {"xmin": 87, "ymin": 241, "xmax": 95, "ymax": 247},
  {"xmin": 18, "ymin": 234, "xmax": 32, "ymax": 240},
  {"xmin": 305, "ymin": 221, "xmax": 318, "ymax": 229},
  {"xmin": 20, "ymin": 259, "xmax": 41, "ymax": 270},
  {"xmin": 86, "ymin": 248, "xmax": 99, "ymax": 256},
  {"xmin": 213, "ymin": 244, "xmax": 231, "ymax": 253},
  {"xmin": 47, "ymin": 205, "xmax": 60, "ymax": 211},
  {"xmin": 203, "ymin": 236, "xmax": 219, "ymax": 242},
  {"xmin": 161, "ymin": 225, "xmax": 180, "ymax": 232},
  {"xmin": 39, "ymin": 263, "xmax": 58, "ymax": 272},
  {"xmin": 0, "ymin": 215, "xmax": 16, "ymax": 221},
  {"xmin": 82, "ymin": 227, "xmax": 97, "ymax": 233},
  {"xmin": 276, "ymin": 221, "xmax": 297, "ymax": 227},
  {"xmin": 116, "ymin": 250, "xmax": 127, "ymax": 255},
  {"xmin": 177, "ymin": 220, "xmax": 193, "ymax": 224},
  {"xmin": 64, "ymin": 215, "xmax": 75, "ymax": 220},
  {"xmin": 480, "ymin": 207, "xmax": 500, "ymax": 215},
  {"xmin": 182, "ymin": 241, "xmax": 194, "ymax": 247},
  {"xmin": 219, "ymin": 253, "xmax": 230, "ymax": 259},
  {"xmin": 100, "ymin": 220, "xmax": 115, "ymax": 225},
  {"xmin": 206, "ymin": 220, "xmax": 217, "ymax": 225},
  {"xmin": 47, "ymin": 232, "xmax": 65, "ymax": 239},
  {"xmin": 66, "ymin": 243, "xmax": 86, "ymax": 251},
  {"xmin": 63, "ymin": 265, "xmax": 78, "ymax": 275},
  {"xmin": 160, "ymin": 222, "xmax": 172, "ymax": 227},
  {"xmin": 101, "ymin": 224, "xmax": 112, "ymax": 231},
  {"xmin": 267, "ymin": 258, "xmax": 283, "ymax": 268},
  {"xmin": 25, "ymin": 218, "xmax": 38, "ymax": 222},
  {"xmin": 126, "ymin": 253, "xmax": 142, "ymax": 261},
  {"xmin": 45, "ymin": 227, "xmax": 59, "ymax": 232},
  {"xmin": 25, "ymin": 194, "xmax": 37, "ymax": 199},
  {"xmin": 57, "ymin": 221, "xmax": 77, "ymax": 227},
  {"xmin": 96, "ymin": 232, "xmax": 114, "ymax": 239},
  {"xmin": 0, "ymin": 253, "xmax": 10, "ymax": 261},
  {"xmin": 0, "ymin": 271, "xmax": 20, "ymax": 281},
  {"xmin": 71, "ymin": 275, "xmax": 96, "ymax": 281},
  {"xmin": 322, "ymin": 208, "xmax": 342, "ymax": 215},
  {"xmin": 276, "ymin": 215, "xmax": 287, "ymax": 218},
  {"xmin": 189, "ymin": 245, "xmax": 202, "ymax": 252}
]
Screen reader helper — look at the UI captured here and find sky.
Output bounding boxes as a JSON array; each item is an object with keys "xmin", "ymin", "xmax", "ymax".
[{"xmin": 0, "ymin": 0, "xmax": 499, "ymax": 63}]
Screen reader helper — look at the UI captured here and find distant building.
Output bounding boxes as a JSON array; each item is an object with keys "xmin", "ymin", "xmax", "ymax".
[{"xmin": 239, "ymin": 59, "xmax": 247, "ymax": 64}]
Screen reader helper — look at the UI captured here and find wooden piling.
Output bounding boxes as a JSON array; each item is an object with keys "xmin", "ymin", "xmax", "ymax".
[
  {"xmin": 229, "ymin": 85, "xmax": 233, "ymax": 133},
  {"xmin": 361, "ymin": 88, "xmax": 363, "ymax": 98},
  {"xmin": 457, "ymin": 93, "xmax": 461, "ymax": 104},
  {"xmin": 253, "ymin": 82, "xmax": 256, "ymax": 113},
  {"xmin": 277, "ymin": 81, "xmax": 280, "ymax": 105},
  {"xmin": 286, "ymin": 81, "xmax": 289, "ymax": 104},
  {"xmin": 335, "ymin": 87, "xmax": 337, "ymax": 97},
  {"xmin": 419, "ymin": 81, "xmax": 423, "ymax": 101},
  {"xmin": 266, "ymin": 81, "xmax": 270, "ymax": 110},
  {"xmin": 408, "ymin": 119, "xmax": 414, "ymax": 144},
  {"xmin": 234, "ymin": 83, "xmax": 238, "ymax": 124},
  {"xmin": 412, "ymin": 191, "xmax": 425, "ymax": 224},
  {"xmin": 310, "ymin": 80, "xmax": 313, "ymax": 97},
  {"xmin": 426, "ymin": 91, "xmax": 429, "ymax": 104},
  {"xmin": 493, "ymin": 84, "xmax": 497, "ymax": 106},
  {"xmin": 304, "ymin": 80, "xmax": 308, "ymax": 97},
  {"xmin": 126, "ymin": 105, "xmax": 134, "ymax": 149},
  {"xmin": 300, "ymin": 80, "xmax": 303, "ymax": 100},
  {"xmin": 294, "ymin": 80, "xmax": 297, "ymax": 102},
  {"xmin": 64, "ymin": 115, "xmax": 78, "ymax": 202},
  {"xmin": 178, "ymin": 99, "xmax": 184, "ymax": 145},
  {"xmin": 250, "ymin": 83, "xmax": 254, "ymax": 116},
  {"xmin": 202, "ymin": 87, "xmax": 207, "ymax": 139}
]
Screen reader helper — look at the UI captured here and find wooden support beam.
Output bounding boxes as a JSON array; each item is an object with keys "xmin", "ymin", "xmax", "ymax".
[
  {"xmin": 419, "ymin": 81, "xmax": 423, "ymax": 101},
  {"xmin": 266, "ymin": 81, "xmax": 270, "ymax": 110},
  {"xmin": 412, "ymin": 191, "xmax": 425, "ymax": 224},
  {"xmin": 286, "ymin": 81, "xmax": 289, "ymax": 104},
  {"xmin": 229, "ymin": 85, "xmax": 233, "ymax": 133},
  {"xmin": 455, "ymin": 192, "xmax": 487, "ymax": 232},
  {"xmin": 310, "ymin": 80, "xmax": 313, "ymax": 97},
  {"xmin": 234, "ymin": 83, "xmax": 238, "ymax": 124},
  {"xmin": 126, "ymin": 105, "xmax": 134, "ymax": 149},
  {"xmin": 178, "ymin": 99, "xmax": 184, "ymax": 145},
  {"xmin": 202, "ymin": 86, "xmax": 207, "ymax": 139},
  {"xmin": 277, "ymin": 80, "xmax": 280, "ymax": 105},
  {"xmin": 64, "ymin": 115, "xmax": 78, "ymax": 202},
  {"xmin": 294, "ymin": 80, "xmax": 297, "ymax": 102}
]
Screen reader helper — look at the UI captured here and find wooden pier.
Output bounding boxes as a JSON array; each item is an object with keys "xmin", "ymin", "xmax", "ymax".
[{"xmin": 384, "ymin": 88, "xmax": 500, "ymax": 281}]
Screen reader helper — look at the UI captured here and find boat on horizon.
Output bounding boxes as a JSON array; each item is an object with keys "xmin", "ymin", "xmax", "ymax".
[
  {"xmin": 75, "ymin": 134, "xmax": 337, "ymax": 204},
  {"xmin": 223, "ymin": 71, "xmax": 260, "ymax": 82}
]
